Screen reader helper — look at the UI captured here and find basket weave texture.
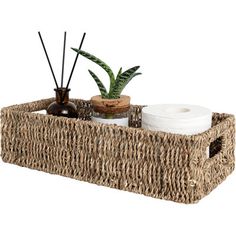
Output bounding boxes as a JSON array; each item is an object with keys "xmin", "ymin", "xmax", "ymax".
[{"xmin": 1, "ymin": 98, "xmax": 235, "ymax": 203}]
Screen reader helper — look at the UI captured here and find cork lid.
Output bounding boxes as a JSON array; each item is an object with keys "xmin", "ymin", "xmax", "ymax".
[{"xmin": 91, "ymin": 95, "xmax": 131, "ymax": 114}]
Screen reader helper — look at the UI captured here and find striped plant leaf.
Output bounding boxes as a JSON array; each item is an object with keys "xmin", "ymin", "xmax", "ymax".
[
  {"xmin": 116, "ymin": 67, "xmax": 122, "ymax": 79},
  {"xmin": 110, "ymin": 72, "xmax": 141, "ymax": 98},
  {"xmin": 109, "ymin": 66, "xmax": 141, "ymax": 98},
  {"xmin": 123, "ymin": 72, "xmax": 142, "ymax": 89},
  {"xmin": 88, "ymin": 70, "xmax": 108, "ymax": 98},
  {"xmin": 120, "ymin": 66, "xmax": 140, "ymax": 79},
  {"xmin": 71, "ymin": 48, "xmax": 115, "ymax": 91}
]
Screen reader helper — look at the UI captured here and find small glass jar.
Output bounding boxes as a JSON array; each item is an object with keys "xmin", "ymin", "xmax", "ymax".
[
  {"xmin": 90, "ymin": 95, "xmax": 130, "ymax": 126},
  {"xmin": 47, "ymin": 88, "xmax": 78, "ymax": 118}
]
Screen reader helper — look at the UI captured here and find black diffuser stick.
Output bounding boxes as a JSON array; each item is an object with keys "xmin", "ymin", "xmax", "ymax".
[
  {"xmin": 65, "ymin": 32, "xmax": 86, "ymax": 90},
  {"xmin": 38, "ymin": 32, "xmax": 59, "ymax": 89},
  {"xmin": 61, "ymin": 32, "xmax": 67, "ymax": 88}
]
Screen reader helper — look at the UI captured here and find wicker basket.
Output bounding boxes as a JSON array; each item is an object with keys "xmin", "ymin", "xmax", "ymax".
[{"xmin": 1, "ymin": 98, "xmax": 235, "ymax": 203}]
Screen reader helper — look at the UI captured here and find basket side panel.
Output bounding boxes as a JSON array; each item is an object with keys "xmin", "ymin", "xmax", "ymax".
[
  {"xmin": 1, "ymin": 108, "xmax": 25, "ymax": 163},
  {"xmin": 203, "ymin": 114, "xmax": 235, "ymax": 195}
]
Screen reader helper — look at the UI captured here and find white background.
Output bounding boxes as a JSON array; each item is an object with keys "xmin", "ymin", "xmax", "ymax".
[{"xmin": 0, "ymin": 0, "xmax": 236, "ymax": 235}]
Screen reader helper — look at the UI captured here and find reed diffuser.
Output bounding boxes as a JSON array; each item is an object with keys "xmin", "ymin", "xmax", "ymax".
[{"xmin": 38, "ymin": 31, "xmax": 86, "ymax": 118}]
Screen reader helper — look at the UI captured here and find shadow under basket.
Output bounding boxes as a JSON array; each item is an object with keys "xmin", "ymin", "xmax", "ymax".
[{"xmin": 1, "ymin": 98, "xmax": 235, "ymax": 204}]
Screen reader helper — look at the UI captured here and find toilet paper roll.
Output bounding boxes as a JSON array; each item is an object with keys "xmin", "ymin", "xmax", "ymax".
[{"xmin": 142, "ymin": 104, "xmax": 212, "ymax": 135}]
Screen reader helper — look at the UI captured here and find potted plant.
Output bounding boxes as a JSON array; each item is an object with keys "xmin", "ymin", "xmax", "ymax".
[{"xmin": 71, "ymin": 49, "xmax": 141, "ymax": 126}]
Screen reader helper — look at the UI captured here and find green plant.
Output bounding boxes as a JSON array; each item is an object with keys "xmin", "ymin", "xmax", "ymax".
[{"xmin": 71, "ymin": 49, "xmax": 141, "ymax": 99}]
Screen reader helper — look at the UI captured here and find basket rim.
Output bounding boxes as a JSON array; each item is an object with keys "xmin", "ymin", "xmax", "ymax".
[{"xmin": 1, "ymin": 97, "xmax": 234, "ymax": 143}]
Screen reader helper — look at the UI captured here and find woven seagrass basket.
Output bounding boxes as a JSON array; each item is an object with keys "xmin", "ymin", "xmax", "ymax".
[{"xmin": 1, "ymin": 98, "xmax": 235, "ymax": 203}]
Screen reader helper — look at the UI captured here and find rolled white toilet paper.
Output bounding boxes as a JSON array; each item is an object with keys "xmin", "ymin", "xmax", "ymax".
[{"xmin": 142, "ymin": 104, "xmax": 212, "ymax": 135}]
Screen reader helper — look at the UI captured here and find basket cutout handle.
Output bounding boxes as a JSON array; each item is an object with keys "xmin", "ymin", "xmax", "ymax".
[{"xmin": 209, "ymin": 136, "xmax": 223, "ymax": 158}]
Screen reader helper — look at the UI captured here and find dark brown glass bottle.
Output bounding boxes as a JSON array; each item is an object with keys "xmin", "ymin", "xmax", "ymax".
[{"xmin": 47, "ymin": 88, "xmax": 78, "ymax": 118}]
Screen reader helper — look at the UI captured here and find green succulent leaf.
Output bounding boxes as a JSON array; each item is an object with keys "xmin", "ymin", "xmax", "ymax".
[
  {"xmin": 109, "ymin": 66, "xmax": 141, "ymax": 98},
  {"xmin": 71, "ymin": 48, "xmax": 115, "ymax": 92},
  {"xmin": 88, "ymin": 70, "xmax": 108, "ymax": 98},
  {"xmin": 120, "ymin": 66, "xmax": 140, "ymax": 78},
  {"xmin": 116, "ymin": 67, "xmax": 122, "ymax": 79}
]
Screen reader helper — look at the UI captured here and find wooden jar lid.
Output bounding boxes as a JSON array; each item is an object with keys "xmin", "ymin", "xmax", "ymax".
[{"xmin": 91, "ymin": 95, "xmax": 130, "ymax": 114}]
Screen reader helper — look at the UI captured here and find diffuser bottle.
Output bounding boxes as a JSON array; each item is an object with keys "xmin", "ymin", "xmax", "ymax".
[{"xmin": 47, "ymin": 88, "xmax": 78, "ymax": 118}]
